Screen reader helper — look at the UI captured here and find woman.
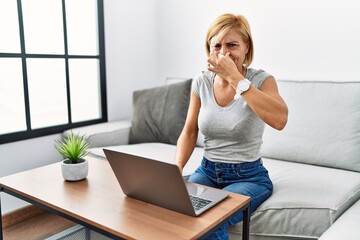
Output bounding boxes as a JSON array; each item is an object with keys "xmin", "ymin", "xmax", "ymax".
[{"xmin": 175, "ymin": 13, "xmax": 288, "ymax": 239}]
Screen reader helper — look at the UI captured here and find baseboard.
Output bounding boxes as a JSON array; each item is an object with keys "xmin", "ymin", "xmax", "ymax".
[{"xmin": 2, "ymin": 204, "xmax": 46, "ymax": 228}]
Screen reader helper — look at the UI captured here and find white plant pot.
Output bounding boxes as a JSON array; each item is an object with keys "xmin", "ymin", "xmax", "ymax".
[{"xmin": 61, "ymin": 159, "xmax": 88, "ymax": 181}]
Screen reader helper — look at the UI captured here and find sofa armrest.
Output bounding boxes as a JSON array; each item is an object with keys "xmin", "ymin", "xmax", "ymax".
[
  {"xmin": 63, "ymin": 119, "xmax": 131, "ymax": 148},
  {"xmin": 318, "ymin": 199, "xmax": 360, "ymax": 240}
]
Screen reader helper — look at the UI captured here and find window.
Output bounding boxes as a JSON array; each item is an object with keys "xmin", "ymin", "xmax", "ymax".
[{"xmin": 0, "ymin": 0, "xmax": 107, "ymax": 144}]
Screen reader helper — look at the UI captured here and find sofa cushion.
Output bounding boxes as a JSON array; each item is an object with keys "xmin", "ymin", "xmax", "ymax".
[
  {"xmin": 261, "ymin": 80, "xmax": 360, "ymax": 172},
  {"xmin": 228, "ymin": 157, "xmax": 360, "ymax": 239},
  {"xmin": 90, "ymin": 143, "xmax": 203, "ymax": 177},
  {"xmin": 129, "ymin": 79, "xmax": 192, "ymax": 145},
  {"xmin": 318, "ymin": 199, "xmax": 360, "ymax": 240},
  {"xmin": 63, "ymin": 120, "xmax": 131, "ymax": 148}
]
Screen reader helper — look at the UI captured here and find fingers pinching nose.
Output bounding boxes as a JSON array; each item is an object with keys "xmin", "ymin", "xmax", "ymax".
[
  {"xmin": 210, "ymin": 51, "xmax": 218, "ymax": 58},
  {"xmin": 207, "ymin": 62, "xmax": 215, "ymax": 69}
]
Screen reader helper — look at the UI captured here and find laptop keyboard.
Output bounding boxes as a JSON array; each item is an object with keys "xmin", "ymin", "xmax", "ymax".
[{"xmin": 189, "ymin": 195, "xmax": 213, "ymax": 211}]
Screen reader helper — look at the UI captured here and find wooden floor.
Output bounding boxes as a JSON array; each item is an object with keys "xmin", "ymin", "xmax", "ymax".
[{"xmin": 3, "ymin": 209, "xmax": 77, "ymax": 240}]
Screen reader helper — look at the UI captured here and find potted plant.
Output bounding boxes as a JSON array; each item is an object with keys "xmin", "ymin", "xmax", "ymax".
[{"xmin": 54, "ymin": 131, "xmax": 90, "ymax": 181}]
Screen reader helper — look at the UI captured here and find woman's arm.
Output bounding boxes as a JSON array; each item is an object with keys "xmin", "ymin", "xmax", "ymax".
[
  {"xmin": 220, "ymin": 74, "xmax": 288, "ymax": 130},
  {"xmin": 208, "ymin": 53, "xmax": 288, "ymax": 130},
  {"xmin": 242, "ymin": 77, "xmax": 288, "ymax": 130},
  {"xmin": 174, "ymin": 91, "xmax": 201, "ymax": 173}
]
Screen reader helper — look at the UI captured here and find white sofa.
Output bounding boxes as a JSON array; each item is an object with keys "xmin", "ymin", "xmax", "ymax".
[
  {"xmin": 318, "ymin": 199, "xmax": 360, "ymax": 240},
  {"xmin": 65, "ymin": 80, "xmax": 360, "ymax": 239}
]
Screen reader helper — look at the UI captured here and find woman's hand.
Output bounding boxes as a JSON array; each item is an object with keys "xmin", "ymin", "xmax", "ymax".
[{"xmin": 207, "ymin": 52, "xmax": 244, "ymax": 87}]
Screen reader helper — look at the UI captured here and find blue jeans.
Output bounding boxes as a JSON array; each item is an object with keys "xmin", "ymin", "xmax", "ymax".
[{"xmin": 188, "ymin": 157, "xmax": 273, "ymax": 240}]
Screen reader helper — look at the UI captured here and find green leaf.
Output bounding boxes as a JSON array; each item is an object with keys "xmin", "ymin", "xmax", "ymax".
[{"xmin": 54, "ymin": 131, "xmax": 90, "ymax": 164}]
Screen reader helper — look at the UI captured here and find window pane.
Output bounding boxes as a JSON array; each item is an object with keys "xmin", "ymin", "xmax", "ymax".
[
  {"xmin": 27, "ymin": 58, "xmax": 68, "ymax": 129},
  {"xmin": 69, "ymin": 59, "xmax": 101, "ymax": 123},
  {"xmin": 22, "ymin": 0, "xmax": 64, "ymax": 54},
  {"xmin": 0, "ymin": 58, "xmax": 26, "ymax": 134},
  {"xmin": 65, "ymin": 0, "xmax": 99, "ymax": 55},
  {"xmin": 0, "ymin": 0, "xmax": 21, "ymax": 53}
]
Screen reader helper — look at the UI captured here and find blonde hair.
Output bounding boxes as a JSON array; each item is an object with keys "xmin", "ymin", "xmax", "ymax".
[{"xmin": 206, "ymin": 14, "xmax": 254, "ymax": 67}]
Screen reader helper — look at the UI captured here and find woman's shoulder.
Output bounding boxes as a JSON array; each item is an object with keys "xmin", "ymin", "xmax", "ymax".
[
  {"xmin": 247, "ymin": 68, "xmax": 272, "ymax": 79},
  {"xmin": 192, "ymin": 71, "xmax": 214, "ymax": 97},
  {"xmin": 194, "ymin": 70, "xmax": 214, "ymax": 83},
  {"xmin": 193, "ymin": 70, "xmax": 215, "ymax": 88},
  {"xmin": 246, "ymin": 68, "xmax": 273, "ymax": 89}
]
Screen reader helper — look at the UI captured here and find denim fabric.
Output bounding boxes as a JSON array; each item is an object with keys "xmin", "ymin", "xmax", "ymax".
[{"xmin": 188, "ymin": 157, "xmax": 273, "ymax": 240}]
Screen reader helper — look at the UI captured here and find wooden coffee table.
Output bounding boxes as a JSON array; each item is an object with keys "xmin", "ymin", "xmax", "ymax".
[{"xmin": 0, "ymin": 157, "xmax": 250, "ymax": 240}]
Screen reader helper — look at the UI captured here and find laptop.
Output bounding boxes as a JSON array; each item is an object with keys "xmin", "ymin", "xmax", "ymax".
[{"xmin": 103, "ymin": 149, "xmax": 229, "ymax": 216}]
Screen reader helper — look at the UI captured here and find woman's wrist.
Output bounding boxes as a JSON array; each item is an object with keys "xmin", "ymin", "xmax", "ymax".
[{"xmin": 228, "ymin": 74, "xmax": 245, "ymax": 89}]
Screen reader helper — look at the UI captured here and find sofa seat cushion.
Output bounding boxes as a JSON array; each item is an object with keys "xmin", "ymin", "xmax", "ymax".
[
  {"xmin": 228, "ymin": 157, "xmax": 360, "ymax": 239},
  {"xmin": 318, "ymin": 199, "xmax": 360, "ymax": 240},
  {"xmin": 90, "ymin": 143, "xmax": 203, "ymax": 177}
]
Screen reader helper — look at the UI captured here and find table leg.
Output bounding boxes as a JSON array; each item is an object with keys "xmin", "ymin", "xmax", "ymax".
[
  {"xmin": 0, "ymin": 191, "xmax": 3, "ymax": 240},
  {"xmin": 242, "ymin": 205, "xmax": 250, "ymax": 240}
]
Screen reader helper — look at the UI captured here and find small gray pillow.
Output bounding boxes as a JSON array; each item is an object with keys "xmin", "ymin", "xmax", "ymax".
[{"xmin": 129, "ymin": 79, "xmax": 192, "ymax": 145}]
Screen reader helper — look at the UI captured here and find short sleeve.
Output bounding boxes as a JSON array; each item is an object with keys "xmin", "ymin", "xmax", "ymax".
[
  {"xmin": 191, "ymin": 71, "xmax": 214, "ymax": 100},
  {"xmin": 247, "ymin": 69, "xmax": 273, "ymax": 89},
  {"xmin": 191, "ymin": 74, "xmax": 201, "ymax": 97}
]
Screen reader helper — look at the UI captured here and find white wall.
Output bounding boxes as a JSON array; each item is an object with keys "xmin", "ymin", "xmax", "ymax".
[
  {"xmin": 105, "ymin": 0, "xmax": 159, "ymax": 121},
  {"xmin": 0, "ymin": 135, "xmax": 62, "ymax": 213},
  {"xmin": 156, "ymin": 0, "xmax": 360, "ymax": 82}
]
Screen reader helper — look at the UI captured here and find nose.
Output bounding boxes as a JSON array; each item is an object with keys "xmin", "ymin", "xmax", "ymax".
[{"xmin": 220, "ymin": 46, "xmax": 227, "ymax": 55}]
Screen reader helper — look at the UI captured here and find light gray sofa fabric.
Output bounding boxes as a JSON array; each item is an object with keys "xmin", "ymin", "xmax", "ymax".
[
  {"xmin": 63, "ymin": 120, "xmax": 131, "ymax": 148},
  {"xmin": 318, "ymin": 199, "xmax": 360, "ymax": 240},
  {"xmin": 262, "ymin": 81, "xmax": 360, "ymax": 172},
  {"xmin": 91, "ymin": 143, "xmax": 203, "ymax": 177},
  {"xmin": 129, "ymin": 79, "xmax": 192, "ymax": 145},
  {"xmin": 228, "ymin": 158, "xmax": 360, "ymax": 239}
]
